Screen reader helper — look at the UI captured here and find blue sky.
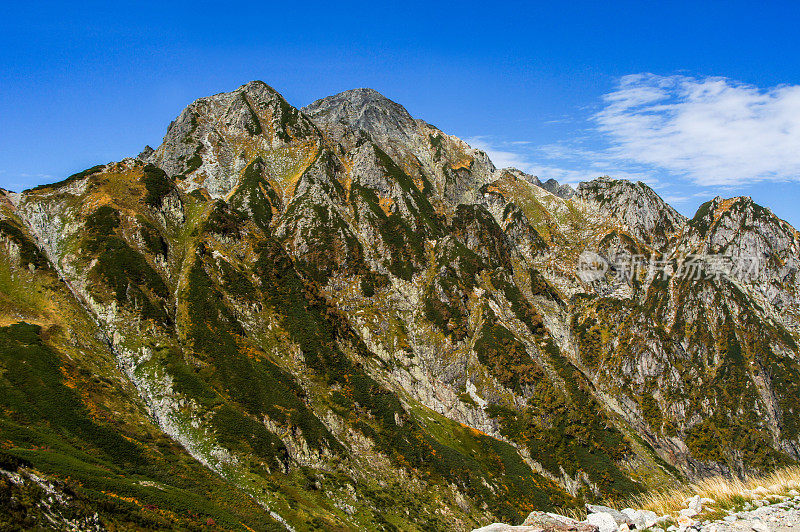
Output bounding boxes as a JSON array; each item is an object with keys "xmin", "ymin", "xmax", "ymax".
[{"xmin": 2, "ymin": 1, "xmax": 799, "ymax": 226}]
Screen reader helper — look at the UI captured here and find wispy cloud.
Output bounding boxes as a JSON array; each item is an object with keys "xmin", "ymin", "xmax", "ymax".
[
  {"xmin": 17, "ymin": 173, "xmax": 53, "ymax": 179},
  {"xmin": 595, "ymin": 74, "xmax": 800, "ymax": 186},
  {"xmin": 465, "ymin": 136, "xmax": 650, "ymax": 186},
  {"xmin": 465, "ymin": 136, "xmax": 535, "ymax": 170},
  {"xmin": 467, "ymin": 73, "xmax": 800, "ymax": 198}
]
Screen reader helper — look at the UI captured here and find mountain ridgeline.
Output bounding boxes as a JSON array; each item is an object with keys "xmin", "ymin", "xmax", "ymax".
[{"xmin": 0, "ymin": 81, "xmax": 798, "ymax": 531}]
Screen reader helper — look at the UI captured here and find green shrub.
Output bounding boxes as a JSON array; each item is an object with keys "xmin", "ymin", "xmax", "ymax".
[
  {"xmin": 0, "ymin": 323, "xmax": 145, "ymax": 466},
  {"xmin": 137, "ymin": 216, "xmax": 168, "ymax": 256},
  {"xmin": 82, "ymin": 206, "xmax": 170, "ymax": 323},
  {"xmin": 140, "ymin": 164, "xmax": 174, "ymax": 207},
  {"xmin": 212, "ymin": 405, "xmax": 287, "ymax": 465}
]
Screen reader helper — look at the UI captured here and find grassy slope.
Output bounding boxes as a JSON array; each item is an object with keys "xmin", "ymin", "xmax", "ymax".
[
  {"xmin": 0, "ymin": 207, "xmax": 283, "ymax": 530},
  {"xmin": 1, "ymin": 165, "xmax": 583, "ymax": 531}
]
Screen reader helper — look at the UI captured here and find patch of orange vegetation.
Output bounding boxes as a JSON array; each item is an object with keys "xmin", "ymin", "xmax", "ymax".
[
  {"xmin": 378, "ymin": 196, "xmax": 394, "ymax": 216},
  {"xmin": 80, "ymin": 167, "xmax": 148, "ymax": 217},
  {"xmin": 449, "ymin": 156, "xmax": 473, "ymax": 172},
  {"xmin": 483, "ymin": 183, "xmax": 503, "ymax": 196},
  {"xmin": 267, "ymin": 142, "xmax": 320, "ymax": 206},
  {"xmin": 714, "ymin": 198, "xmax": 738, "ymax": 221},
  {"xmin": 81, "ymin": 194, "xmax": 116, "ymax": 216},
  {"xmin": 467, "ymin": 425, "xmax": 489, "ymax": 437},
  {"xmin": 60, "ymin": 366, "xmax": 78, "ymax": 389}
]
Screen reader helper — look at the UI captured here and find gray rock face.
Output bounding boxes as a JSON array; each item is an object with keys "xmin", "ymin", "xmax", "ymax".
[
  {"xmin": 147, "ymin": 80, "xmax": 320, "ymax": 198},
  {"xmin": 6, "ymin": 79, "xmax": 800, "ymax": 530},
  {"xmin": 523, "ymin": 511, "xmax": 599, "ymax": 531},
  {"xmin": 585, "ymin": 505, "xmax": 632, "ymax": 527},
  {"xmin": 578, "ymin": 176, "xmax": 686, "ymax": 250},
  {"xmin": 303, "ymin": 88, "xmax": 417, "ymax": 154},
  {"xmin": 304, "ymin": 87, "xmax": 497, "ymax": 207},
  {"xmin": 137, "ymin": 144, "xmax": 154, "ymax": 160},
  {"xmin": 685, "ymin": 195, "xmax": 800, "ymax": 329},
  {"xmin": 540, "ymin": 178, "xmax": 576, "ymax": 199}
]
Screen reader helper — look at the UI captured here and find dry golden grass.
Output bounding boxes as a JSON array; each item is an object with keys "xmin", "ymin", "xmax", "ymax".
[
  {"xmin": 552, "ymin": 466, "xmax": 800, "ymax": 526},
  {"xmin": 618, "ymin": 466, "xmax": 800, "ymax": 518}
]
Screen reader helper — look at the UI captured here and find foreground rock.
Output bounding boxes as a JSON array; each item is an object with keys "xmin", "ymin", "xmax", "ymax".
[
  {"xmin": 473, "ymin": 510, "xmax": 599, "ymax": 531},
  {"xmin": 694, "ymin": 494, "xmax": 800, "ymax": 531}
]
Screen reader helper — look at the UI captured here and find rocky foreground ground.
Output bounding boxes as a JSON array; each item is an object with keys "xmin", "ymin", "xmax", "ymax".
[{"xmin": 475, "ymin": 488, "xmax": 800, "ymax": 532}]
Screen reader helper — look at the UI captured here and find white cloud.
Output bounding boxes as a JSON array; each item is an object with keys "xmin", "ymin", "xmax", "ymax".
[
  {"xmin": 595, "ymin": 74, "xmax": 800, "ymax": 186},
  {"xmin": 465, "ymin": 136, "xmax": 532, "ymax": 170},
  {"xmin": 465, "ymin": 136, "xmax": 652, "ymax": 186}
]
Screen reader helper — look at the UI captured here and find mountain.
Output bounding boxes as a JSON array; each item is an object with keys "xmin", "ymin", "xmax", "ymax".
[{"xmin": 1, "ymin": 80, "xmax": 798, "ymax": 531}]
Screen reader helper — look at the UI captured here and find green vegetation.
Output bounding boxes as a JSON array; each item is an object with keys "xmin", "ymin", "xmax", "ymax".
[
  {"xmin": 230, "ymin": 157, "xmax": 277, "ymax": 231},
  {"xmin": 253, "ymin": 237, "xmax": 575, "ymax": 522},
  {"xmin": 212, "ymin": 405, "xmax": 287, "ymax": 465},
  {"xmin": 451, "ymin": 204, "xmax": 513, "ymax": 270},
  {"xmin": 205, "ymin": 200, "xmax": 246, "ymax": 236},
  {"xmin": 218, "ymin": 258, "xmax": 255, "ymax": 299},
  {"xmin": 474, "ymin": 314, "xmax": 543, "ymax": 392},
  {"xmin": 183, "ymin": 255, "xmax": 340, "ymax": 457},
  {"xmin": 185, "ymin": 144, "xmax": 204, "ymax": 173},
  {"xmin": 491, "ymin": 270, "xmax": 546, "ymax": 336},
  {"xmin": 373, "ymin": 145, "xmax": 438, "ymax": 230},
  {"xmin": 141, "ymin": 163, "xmax": 174, "ymax": 207},
  {"xmin": 428, "ymin": 132, "xmax": 444, "ymax": 158},
  {"xmin": 242, "ymin": 96, "xmax": 263, "ymax": 136},
  {"xmin": 282, "ymin": 169, "xmax": 365, "ymax": 282},
  {"xmin": 82, "ymin": 205, "xmax": 170, "ymax": 323},
  {"xmin": 529, "ymin": 268, "xmax": 560, "ymax": 302},
  {"xmin": 137, "ymin": 215, "xmax": 169, "ymax": 256},
  {"xmin": 0, "ymin": 323, "xmax": 145, "ymax": 466},
  {"xmin": 276, "ymin": 95, "xmax": 301, "ymax": 141},
  {"xmin": 0, "ymin": 323, "xmax": 281, "ymax": 530},
  {"xmin": 422, "ymin": 237, "xmax": 482, "ymax": 339},
  {"xmin": 351, "ymin": 182, "xmax": 426, "ymax": 280},
  {"xmin": 487, "ymin": 335, "xmax": 640, "ymax": 500}
]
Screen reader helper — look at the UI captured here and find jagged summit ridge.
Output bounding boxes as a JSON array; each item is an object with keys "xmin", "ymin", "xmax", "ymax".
[
  {"xmin": 146, "ymin": 80, "xmax": 320, "ymax": 198},
  {"xmin": 578, "ymin": 176, "xmax": 687, "ymax": 249},
  {"xmin": 302, "ymin": 87, "xmax": 416, "ymax": 137},
  {"xmin": 2, "ymin": 80, "xmax": 799, "ymax": 530}
]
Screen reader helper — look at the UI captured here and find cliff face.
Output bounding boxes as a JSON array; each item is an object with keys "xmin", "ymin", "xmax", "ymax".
[{"xmin": 1, "ymin": 81, "xmax": 798, "ymax": 531}]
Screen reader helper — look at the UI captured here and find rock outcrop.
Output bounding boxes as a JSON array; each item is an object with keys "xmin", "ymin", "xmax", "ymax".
[{"xmin": 1, "ymin": 80, "xmax": 798, "ymax": 530}]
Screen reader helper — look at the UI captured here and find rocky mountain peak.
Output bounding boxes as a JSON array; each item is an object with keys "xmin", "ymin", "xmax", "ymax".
[
  {"xmin": 303, "ymin": 87, "xmax": 413, "ymax": 124},
  {"xmin": 303, "ymin": 87, "xmax": 497, "ymax": 207},
  {"xmin": 688, "ymin": 195, "xmax": 795, "ymax": 240},
  {"xmin": 577, "ymin": 176, "xmax": 686, "ymax": 249},
  {"xmin": 685, "ymin": 194, "xmax": 800, "ymax": 325},
  {"xmin": 145, "ymin": 80, "xmax": 320, "ymax": 198},
  {"xmin": 4, "ymin": 80, "xmax": 800, "ymax": 531},
  {"xmin": 302, "ymin": 87, "xmax": 417, "ymax": 152},
  {"xmin": 540, "ymin": 177, "xmax": 576, "ymax": 199},
  {"xmin": 495, "ymin": 168, "xmax": 575, "ymax": 199}
]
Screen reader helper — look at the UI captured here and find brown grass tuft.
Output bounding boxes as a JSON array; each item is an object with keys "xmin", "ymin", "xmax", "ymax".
[{"xmin": 617, "ymin": 466, "xmax": 800, "ymax": 518}]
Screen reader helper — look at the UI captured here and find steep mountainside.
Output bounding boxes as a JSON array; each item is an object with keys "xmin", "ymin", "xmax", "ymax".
[{"xmin": 1, "ymin": 81, "xmax": 798, "ymax": 531}]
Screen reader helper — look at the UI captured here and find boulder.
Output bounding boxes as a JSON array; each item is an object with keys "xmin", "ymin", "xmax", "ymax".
[
  {"xmin": 472, "ymin": 525, "xmax": 536, "ymax": 532},
  {"xmin": 676, "ymin": 514, "xmax": 697, "ymax": 530},
  {"xmin": 522, "ymin": 511, "xmax": 599, "ymax": 531},
  {"xmin": 586, "ymin": 505, "xmax": 633, "ymax": 526},
  {"xmin": 621, "ymin": 508, "xmax": 659, "ymax": 529},
  {"xmin": 585, "ymin": 512, "xmax": 618, "ymax": 532}
]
